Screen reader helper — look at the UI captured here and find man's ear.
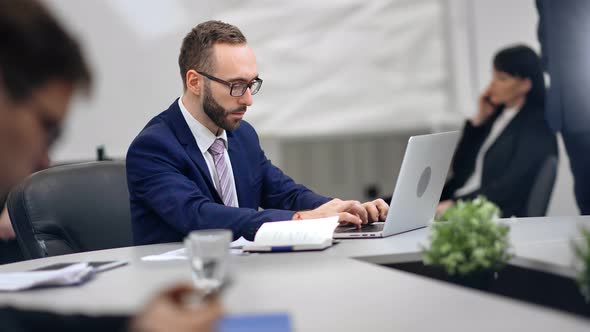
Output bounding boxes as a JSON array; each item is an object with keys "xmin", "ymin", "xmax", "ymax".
[{"xmin": 186, "ymin": 69, "xmax": 202, "ymax": 96}]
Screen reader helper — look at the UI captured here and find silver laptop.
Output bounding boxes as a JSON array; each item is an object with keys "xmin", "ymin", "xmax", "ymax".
[{"xmin": 333, "ymin": 131, "xmax": 460, "ymax": 239}]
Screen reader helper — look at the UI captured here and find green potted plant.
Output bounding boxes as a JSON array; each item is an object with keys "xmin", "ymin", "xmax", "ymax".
[
  {"xmin": 573, "ymin": 227, "xmax": 590, "ymax": 302},
  {"xmin": 422, "ymin": 196, "xmax": 513, "ymax": 289}
]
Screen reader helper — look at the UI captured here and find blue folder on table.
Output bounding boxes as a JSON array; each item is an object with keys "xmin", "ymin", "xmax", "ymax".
[{"xmin": 217, "ymin": 313, "xmax": 291, "ymax": 332}]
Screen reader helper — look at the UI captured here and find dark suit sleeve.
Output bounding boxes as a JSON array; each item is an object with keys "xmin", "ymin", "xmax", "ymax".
[
  {"xmin": 455, "ymin": 121, "xmax": 555, "ymax": 212},
  {"xmin": 0, "ymin": 307, "xmax": 129, "ymax": 332},
  {"xmin": 259, "ymin": 155, "xmax": 331, "ymax": 211},
  {"xmin": 441, "ymin": 120, "xmax": 490, "ymax": 200},
  {"xmin": 251, "ymin": 131, "xmax": 331, "ymax": 212},
  {"xmin": 127, "ymin": 129, "xmax": 303, "ymax": 241}
]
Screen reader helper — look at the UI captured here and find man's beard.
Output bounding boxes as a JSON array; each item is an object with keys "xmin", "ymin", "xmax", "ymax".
[{"xmin": 203, "ymin": 83, "xmax": 246, "ymax": 132}]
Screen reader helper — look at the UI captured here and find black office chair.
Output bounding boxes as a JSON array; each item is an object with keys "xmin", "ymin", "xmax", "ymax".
[
  {"xmin": 6, "ymin": 161, "xmax": 132, "ymax": 260},
  {"xmin": 525, "ymin": 156, "xmax": 558, "ymax": 217}
]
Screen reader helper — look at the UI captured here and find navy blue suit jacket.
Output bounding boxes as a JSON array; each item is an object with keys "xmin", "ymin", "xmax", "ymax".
[{"xmin": 126, "ymin": 99, "xmax": 330, "ymax": 245}]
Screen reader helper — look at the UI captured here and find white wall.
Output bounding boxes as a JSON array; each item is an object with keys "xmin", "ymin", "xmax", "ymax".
[{"xmin": 44, "ymin": 0, "xmax": 202, "ymax": 161}]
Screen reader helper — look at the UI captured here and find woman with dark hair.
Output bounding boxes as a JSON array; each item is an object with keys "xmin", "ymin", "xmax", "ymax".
[{"xmin": 437, "ymin": 44, "xmax": 558, "ymax": 217}]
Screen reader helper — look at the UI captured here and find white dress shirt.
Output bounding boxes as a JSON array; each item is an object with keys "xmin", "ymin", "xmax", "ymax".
[
  {"xmin": 178, "ymin": 97, "xmax": 239, "ymax": 207},
  {"xmin": 454, "ymin": 106, "xmax": 519, "ymax": 197}
]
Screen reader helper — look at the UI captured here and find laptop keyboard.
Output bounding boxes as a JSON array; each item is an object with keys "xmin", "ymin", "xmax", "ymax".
[{"xmin": 334, "ymin": 223, "xmax": 385, "ymax": 234}]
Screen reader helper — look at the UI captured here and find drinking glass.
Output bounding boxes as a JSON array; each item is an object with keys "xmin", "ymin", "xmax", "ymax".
[{"xmin": 184, "ymin": 229, "xmax": 232, "ymax": 294}]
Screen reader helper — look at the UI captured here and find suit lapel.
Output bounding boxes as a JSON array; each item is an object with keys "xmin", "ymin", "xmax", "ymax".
[
  {"xmin": 484, "ymin": 106, "xmax": 529, "ymax": 174},
  {"xmin": 227, "ymin": 131, "xmax": 249, "ymax": 207},
  {"xmin": 186, "ymin": 144, "xmax": 215, "ymax": 187},
  {"xmin": 164, "ymin": 100, "xmax": 221, "ymax": 202},
  {"xmin": 486, "ymin": 107, "xmax": 525, "ymax": 156}
]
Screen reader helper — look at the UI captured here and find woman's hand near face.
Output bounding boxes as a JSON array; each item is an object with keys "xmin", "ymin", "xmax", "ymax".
[{"xmin": 471, "ymin": 85, "xmax": 496, "ymax": 127}]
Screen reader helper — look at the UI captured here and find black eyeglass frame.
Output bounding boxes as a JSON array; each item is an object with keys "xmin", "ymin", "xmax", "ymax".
[{"xmin": 197, "ymin": 71, "xmax": 262, "ymax": 97}]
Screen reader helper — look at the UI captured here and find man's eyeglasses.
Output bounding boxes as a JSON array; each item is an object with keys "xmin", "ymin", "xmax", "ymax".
[{"xmin": 197, "ymin": 71, "xmax": 262, "ymax": 97}]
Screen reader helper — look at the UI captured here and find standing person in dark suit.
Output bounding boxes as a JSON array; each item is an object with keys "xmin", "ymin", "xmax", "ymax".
[
  {"xmin": 126, "ymin": 20, "xmax": 389, "ymax": 245},
  {"xmin": 0, "ymin": 1, "xmax": 221, "ymax": 331},
  {"xmin": 537, "ymin": 0, "xmax": 590, "ymax": 215},
  {"xmin": 437, "ymin": 45, "xmax": 557, "ymax": 218}
]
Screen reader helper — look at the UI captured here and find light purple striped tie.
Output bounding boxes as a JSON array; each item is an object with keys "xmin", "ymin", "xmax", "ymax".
[{"xmin": 208, "ymin": 138, "xmax": 235, "ymax": 206}]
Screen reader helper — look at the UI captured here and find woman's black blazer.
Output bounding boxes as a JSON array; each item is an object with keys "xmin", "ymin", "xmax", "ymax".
[{"xmin": 440, "ymin": 103, "xmax": 558, "ymax": 217}]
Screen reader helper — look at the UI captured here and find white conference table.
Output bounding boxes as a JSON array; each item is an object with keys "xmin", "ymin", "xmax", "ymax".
[{"xmin": 0, "ymin": 216, "xmax": 589, "ymax": 331}]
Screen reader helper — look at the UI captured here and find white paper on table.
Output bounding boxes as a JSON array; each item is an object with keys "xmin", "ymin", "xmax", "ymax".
[
  {"xmin": 141, "ymin": 241, "xmax": 249, "ymax": 262},
  {"xmin": 230, "ymin": 236, "xmax": 253, "ymax": 249},
  {"xmin": 141, "ymin": 248, "xmax": 188, "ymax": 261},
  {"xmin": 0, "ymin": 262, "xmax": 94, "ymax": 291}
]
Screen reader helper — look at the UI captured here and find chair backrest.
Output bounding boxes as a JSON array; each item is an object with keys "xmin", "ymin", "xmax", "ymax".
[
  {"xmin": 525, "ymin": 156, "xmax": 558, "ymax": 217},
  {"xmin": 7, "ymin": 161, "xmax": 132, "ymax": 260}
]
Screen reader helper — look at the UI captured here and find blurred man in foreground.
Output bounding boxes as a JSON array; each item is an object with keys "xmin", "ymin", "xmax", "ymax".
[{"xmin": 0, "ymin": 1, "xmax": 221, "ymax": 331}]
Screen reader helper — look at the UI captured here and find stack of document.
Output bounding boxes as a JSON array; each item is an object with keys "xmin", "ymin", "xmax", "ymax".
[
  {"xmin": 0, "ymin": 262, "xmax": 94, "ymax": 291},
  {"xmin": 142, "ymin": 238, "xmax": 252, "ymax": 261},
  {"xmin": 142, "ymin": 248, "xmax": 188, "ymax": 261}
]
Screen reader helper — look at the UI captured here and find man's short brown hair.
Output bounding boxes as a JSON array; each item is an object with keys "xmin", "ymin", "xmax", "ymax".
[{"xmin": 178, "ymin": 20, "xmax": 247, "ymax": 89}]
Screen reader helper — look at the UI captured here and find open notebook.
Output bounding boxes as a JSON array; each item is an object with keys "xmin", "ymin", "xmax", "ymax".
[{"xmin": 243, "ymin": 216, "xmax": 339, "ymax": 252}]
